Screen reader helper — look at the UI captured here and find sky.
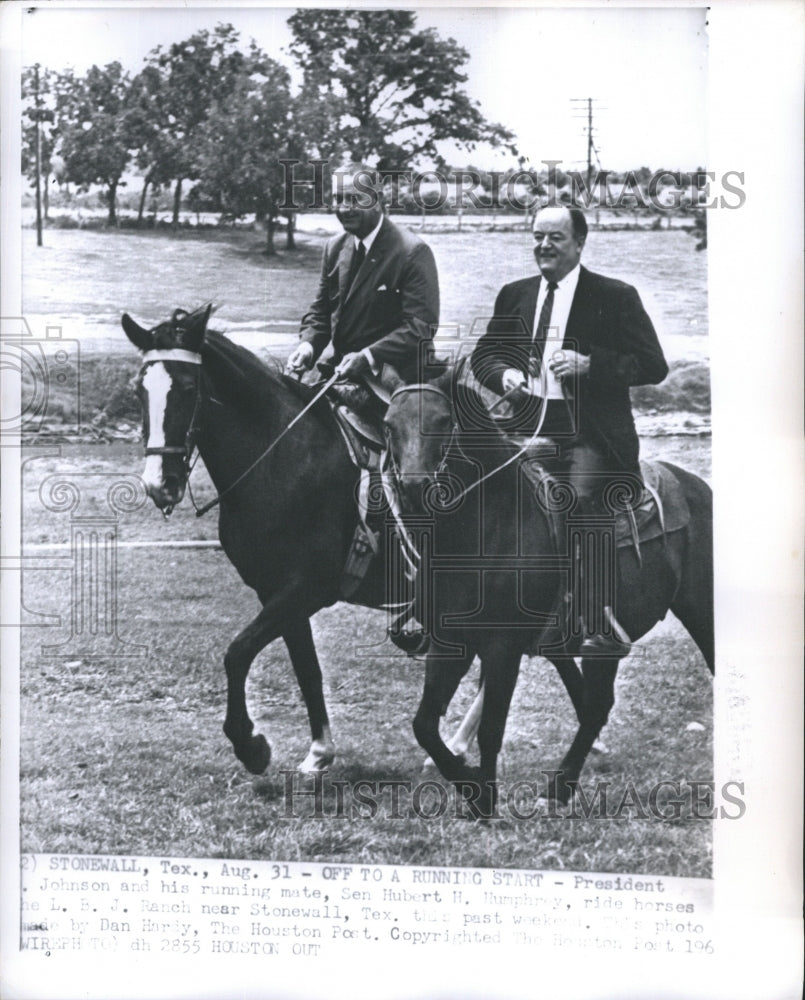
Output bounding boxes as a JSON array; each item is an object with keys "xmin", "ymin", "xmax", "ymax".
[{"xmin": 19, "ymin": 3, "xmax": 708, "ymax": 171}]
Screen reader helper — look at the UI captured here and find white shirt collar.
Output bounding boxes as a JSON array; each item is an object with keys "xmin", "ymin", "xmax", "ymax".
[
  {"xmin": 356, "ymin": 215, "xmax": 384, "ymax": 253},
  {"xmin": 542, "ymin": 262, "xmax": 581, "ymax": 295}
]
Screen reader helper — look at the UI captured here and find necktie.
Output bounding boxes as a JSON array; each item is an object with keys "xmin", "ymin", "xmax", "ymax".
[
  {"xmin": 346, "ymin": 240, "xmax": 365, "ymax": 293},
  {"xmin": 534, "ymin": 280, "xmax": 558, "ymax": 345}
]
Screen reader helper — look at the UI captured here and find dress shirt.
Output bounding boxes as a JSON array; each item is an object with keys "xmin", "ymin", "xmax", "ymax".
[{"xmin": 529, "ymin": 263, "xmax": 581, "ymax": 399}]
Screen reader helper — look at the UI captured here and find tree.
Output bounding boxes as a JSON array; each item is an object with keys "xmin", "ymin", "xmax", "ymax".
[
  {"xmin": 140, "ymin": 24, "xmax": 265, "ymax": 225},
  {"xmin": 21, "ymin": 65, "xmax": 57, "ymax": 225},
  {"xmin": 56, "ymin": 62, "xmax": 133, "ymax": 224},
  {"xmin": 287, "ymin": 9, "xmax": 516, "ymax": 170},
  {"xmin": 193, "ymin": 59, "xmax": 296, "ymax": 253},
  {"xmin": 125, "ymin": 64, "xmax": 183, "ymax": 225}
]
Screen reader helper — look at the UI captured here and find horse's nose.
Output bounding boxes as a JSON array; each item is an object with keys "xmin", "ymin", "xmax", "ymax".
[
  {"xmin": 147, "ymin": 475, "xmax": 184, "ymax": 510},
  {"xmin": 399, "ymin": 475, "xmax": 431, "ymax": 514}
]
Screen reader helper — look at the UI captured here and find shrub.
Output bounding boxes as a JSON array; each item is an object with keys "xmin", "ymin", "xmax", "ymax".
[{"xmin": 632, "ymin": 359, "xmax": 711, "ymax": 414}]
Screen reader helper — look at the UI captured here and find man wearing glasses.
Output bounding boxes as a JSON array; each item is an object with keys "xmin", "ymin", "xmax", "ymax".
[
  {"xmin": 471, "ymin": 204, "xmax": 668, "ymax": 655},
  {"xmin": 286, "ymin": 164, "xmax": 440, "ymax": 389}
]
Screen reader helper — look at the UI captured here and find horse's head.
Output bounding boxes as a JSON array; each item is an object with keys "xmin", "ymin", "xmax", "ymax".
[
  {"xmin": 383, "ymin": 369, "xmax": 456, "ymax": 514},
  {"xmin": 122, "ymin": 304, "xmax": 211, "ymax": 514}
]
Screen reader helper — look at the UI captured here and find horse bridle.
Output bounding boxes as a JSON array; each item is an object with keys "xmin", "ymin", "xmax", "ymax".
[
  {"xmin": 382, "ymin": 382, "xmax": 460, "ymax": 488},
  {"xmin": 140, "ymin": 348, "xmax": 204, "ymax": 457},
  {"xmin": 139, "ymin": 347, "xmax": 205, "ymax": 513},
  {"xmin": 384, "ymin": 377, "xmax": 552, "ymax": 505}
]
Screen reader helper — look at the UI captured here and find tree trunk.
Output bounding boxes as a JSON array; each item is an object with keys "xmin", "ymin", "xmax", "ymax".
[
  {"xmin": 43, "ymin": 172, "xmax": 50, "ymax": 219},
  {"xmin": 107, "ymin": 180, "xmax": 118, "ymax": 225},
  {"xmin": 265, "ymin": 216, "xmax": 276, "ymax": 255},
  {"xmin": 284, "ymin": 212, "xmax": 296, "ymax": 250},
  {"xmin": 137, "ymin": 176, "xmax": 150, "ymax": 226},
  {"xmin": 172, "ymin": 177, "xmax": 183, "ymax": 226}
]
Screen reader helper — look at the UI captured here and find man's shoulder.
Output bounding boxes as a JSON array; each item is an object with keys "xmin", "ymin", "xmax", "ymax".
[
  {"xmin": 497, "ymin": 275, "xmax": 539, "ymax": 300},
  {"xmin": 578, "ymin": 266, "xmax": 637, "ymax": 298},
  {"xmin": 324, "ymin": 231, "xmax": 351, "ymax": 256},
  {"xmin": 380, "ymin": 217, "xmax": 432, "ymax": 256}
]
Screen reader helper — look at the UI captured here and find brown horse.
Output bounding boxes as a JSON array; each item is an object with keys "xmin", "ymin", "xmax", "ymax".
[
  {"xmin": 382, "ymin": 368, "xmax": 714, "ymax": 816},
  {"xmin": 123, "ymin": 305, "xmax": 418, "ymax": 775},
  {"xmin": 122, "ymin": 305, "xmax": 514, "ymax": 778}
]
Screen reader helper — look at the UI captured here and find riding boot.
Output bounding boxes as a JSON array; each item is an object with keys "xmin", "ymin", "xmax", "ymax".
[{"xmin": 574, "ymin": 495, "xmax": 632, "ymax": 658}]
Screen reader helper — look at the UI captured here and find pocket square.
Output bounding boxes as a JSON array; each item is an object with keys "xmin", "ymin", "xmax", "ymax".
[{"xmin": 376, "ymin": 284, "xmax": 388, "ymax": 291}]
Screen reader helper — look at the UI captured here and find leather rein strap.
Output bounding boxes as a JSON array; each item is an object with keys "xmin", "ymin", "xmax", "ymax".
[{"xmin": 384, "ymin": 380, "xmax": 550, "ymax": 505}]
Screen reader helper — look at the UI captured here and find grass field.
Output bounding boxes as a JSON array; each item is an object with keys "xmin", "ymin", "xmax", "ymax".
[{"xmin": 16, "ymin": 224, "xmax": 713, "ymax": 876}]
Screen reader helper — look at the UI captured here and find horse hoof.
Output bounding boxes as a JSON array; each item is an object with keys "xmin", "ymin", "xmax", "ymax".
[
  {"xmin": 590, "ymin": 739, "xmax": 609, "ymax": 756},
  {"xmin": 456, "ymin": 771, "xmax": 497, "ymax": 820},
  {"xmin": 534, "ymin": 795, "xmax": 571, "ymax": 816},
  {"xmin": 543, "ymin": 780, "xmax": 574, "ymax": 807},
  {"xmin": 297, "ymin": 747, "xmax": 335, "ymax": 774},
  {"xmin": 240, "ymin": 734, "xmax": 271, "ymax": 775}
]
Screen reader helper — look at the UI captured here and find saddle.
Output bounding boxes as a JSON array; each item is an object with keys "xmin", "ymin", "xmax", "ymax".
[
  {"xmin": 521, "ymin": 455, "xmax": 691, "ymax": 564},
  {"xmin": 326, "ymin": 400, "xmax": 426, "ymax": 653}
]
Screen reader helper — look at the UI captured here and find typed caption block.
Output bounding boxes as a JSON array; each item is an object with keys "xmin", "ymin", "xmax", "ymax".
[{"xmin": 20, "ymin": 854, "xmax": 714, "ymax": 961}]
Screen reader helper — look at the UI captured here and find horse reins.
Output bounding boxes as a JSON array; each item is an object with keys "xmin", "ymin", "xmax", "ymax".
[
  {"xmin": 192, "ymin": 370, "xmax": 342, "ymax": 517},
  {"xmin": 384, "ymin": 378, "xmax": 551, "ymax": 507},
  {"xmin": 139, "ymin": 347, "xmax": 342, "ymax": 518}
]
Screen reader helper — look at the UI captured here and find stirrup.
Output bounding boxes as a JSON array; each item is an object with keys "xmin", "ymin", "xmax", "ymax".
[
  {"xmin": 388, "ymin": 625, "xmax": 430, "ymax": 656},
  {"xmin": 579, "ymin": 607, "xmax": 632, "ymax": 658}
]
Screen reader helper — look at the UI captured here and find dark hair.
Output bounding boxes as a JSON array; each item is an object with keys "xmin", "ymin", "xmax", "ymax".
[
  {"xmin": 535, "ymin": 205, "xmax": 588, "ymax": 242},
  {"xmin": 568, "ymin": 207, "xmax": 588, "ymax": 241},
  {"xmin": 337, "ymin": 161, "xmax": 383, "ymax": 192}
]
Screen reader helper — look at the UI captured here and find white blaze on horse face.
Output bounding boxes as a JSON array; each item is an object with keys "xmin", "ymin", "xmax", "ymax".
[{"xmin": 142, "ymin": 362, "xmax": 173, "ymax": 490}]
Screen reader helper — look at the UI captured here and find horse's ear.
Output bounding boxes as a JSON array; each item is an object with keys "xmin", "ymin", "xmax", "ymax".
[
  {"xmin": 192, "ymin": 303, "xmax": 213, "ymax": 328},
  {"xmin": 180, "ymin": 303, "xmax": 213, "ymax": 350},
  {"xmin": 431, "ymin": 366, "xmax": 453, "ymax": 393},
  {"xmin": 121, "ymin": 313, "xmax": 151, "ymax": 352},
  {"xmin": 383, "ymin": 366, "xmax": 405, "ymax": 394},
  {"xmin": 449, "ymin": 355, "xmax": 470, "ymax": 397}
]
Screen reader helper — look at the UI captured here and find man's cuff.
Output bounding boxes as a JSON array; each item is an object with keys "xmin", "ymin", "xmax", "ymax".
[
  {"xmin": 362, "ymin": 348, "xmax": 381, "ymax": 376},
  {"xmin": 503, "ymin": 367, "xmax": 526, "ymax": 387}
]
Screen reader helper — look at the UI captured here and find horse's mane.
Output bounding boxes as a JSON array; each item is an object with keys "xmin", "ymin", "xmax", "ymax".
[
  {"xmin": 449, "ymin": 371, "xmax": 523, "ymax": 467},
  {"xmin": 200, "ymin": 329, "xmax": 319, "ymax": 416}
]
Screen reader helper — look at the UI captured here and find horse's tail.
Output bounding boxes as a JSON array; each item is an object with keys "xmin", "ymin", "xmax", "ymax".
[{"xmin": 659, "ymin": 461, "xmax": 714, "ymax": 673}]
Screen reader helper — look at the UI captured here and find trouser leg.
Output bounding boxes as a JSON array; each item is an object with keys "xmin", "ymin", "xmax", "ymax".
[{"xmin": 565, "ymin": 442, "xmax": 632, "ymax": 657}]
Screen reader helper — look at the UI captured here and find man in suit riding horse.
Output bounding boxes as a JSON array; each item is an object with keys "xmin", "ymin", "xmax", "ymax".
[
  {"xmin": 286, "ymin": 164, "xmax": 440, "ymax": 402},
  {"xmin": 471, "ymin": 204, "xmax": 669, "ymax": 656}
]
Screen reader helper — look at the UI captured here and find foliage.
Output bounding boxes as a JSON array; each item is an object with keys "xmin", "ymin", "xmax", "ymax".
[
  {"xmin": 287, "ymin": 9, "xmax": 517, "ymax": 170},
  {"xmin": 191, "ymin": 58, "xmax": 297, "ymax": 251},
  {"xmin": 631, "ymin": 359, "xmax": 711, "ymax": 414},
  {"xmin": 21, "ymin": 65, "xmax": 58, "ymax": 215},
  {"xmin": 134, "ymin": 24, "xmax": 269, "ymax": 224},
  {"xmin": 55, "ymin": 62, "xmax": 136, "ymax": 224}
]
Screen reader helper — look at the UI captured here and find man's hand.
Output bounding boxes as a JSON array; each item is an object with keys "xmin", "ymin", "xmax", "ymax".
[
  {"xmin": 549, "ymin": 349, "xmax": 590, "ymax": 379},
  {"xmin": 336, "ymin": 351, "xmax": 371, "ymax": 378},
  {"xmin": 502, "ymin": 368, "xmax": 528, "ymax": 393},
  {"xmin": 286, "ymin": 341, "xmax": 314, "ymax": 376}
]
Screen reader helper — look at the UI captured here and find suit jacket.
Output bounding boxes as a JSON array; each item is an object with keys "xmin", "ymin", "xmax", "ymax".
[
  {"xmin": 299, "ymin": 216, "xmax": 440, "ymax": 384},
  {"xmin": 471, "ymin": 266, "xmax": 668, "ymax": 473}
]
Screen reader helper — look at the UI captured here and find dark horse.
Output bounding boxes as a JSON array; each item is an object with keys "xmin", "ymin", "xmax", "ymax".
[
  {"xmin": 122, "ymin": 304, "xmax": 437, "ymax": 775},
  {"xmin": 383, "ymin": 369, "xmax": 714, "ymax": 816}
]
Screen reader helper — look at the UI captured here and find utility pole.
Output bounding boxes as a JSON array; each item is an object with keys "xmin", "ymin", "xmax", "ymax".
[
  {"xmin": 26, "ymin": 64, "xmax": 54, "ymax": 247},
  {"xmin": 33, "ymin": 64, "xmax": 43, "ymax": 247},
  {"xmin": 570, "ymin": 97, "xmax": 606, "ymax": 185}
]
